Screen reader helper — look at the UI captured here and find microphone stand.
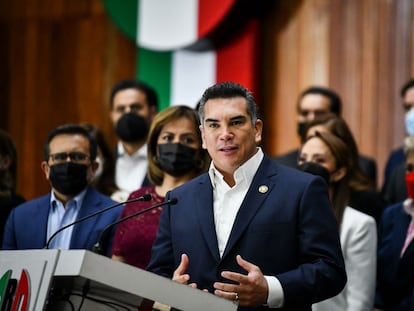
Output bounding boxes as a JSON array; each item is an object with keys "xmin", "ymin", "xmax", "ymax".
[
  {"xmin": 45, "ymin": 194, "xmax": 152, "ymax": 249},
  {"xmin": 93, "ymin": 198, "xmax": 178, "ymax": 255}
]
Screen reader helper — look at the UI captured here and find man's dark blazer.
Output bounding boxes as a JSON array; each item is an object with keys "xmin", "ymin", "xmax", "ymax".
[
  {"xmin": 273, "ymin": 149, "xmax": 378, "ymax": 188},
  {"xmin": 384, "ymin": 162, "xmax": 407, "ymax": 205},
  {"xmin": 2, "ymin": 187, "xmax": 122, "ymax": 256},
  {"xmin": 376, "ymin": 201, "xmax": 414, "ymax": 311},
  {"xmin": 148, "ymin": 157, "xmax": 347, "ymax": 310}
]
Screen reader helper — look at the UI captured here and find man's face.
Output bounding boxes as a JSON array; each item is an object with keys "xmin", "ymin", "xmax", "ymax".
[
  {"xmin": 41, "ymin": 134, "xmax": 96, "ymax": 183},
  {"xmin": 200, "ymin": 97, "xmax": 262, "ymax": 178},
  {"xmin": 297, "ymin": 94, "xmax": 331, "ymax": 123},
  {"xmin": 403, "ymin": 87, "xmax": 414, "ymax": 113},
  {"xmin": 110, "ymin": 88, "xmax": 156, "ymax": 125}
]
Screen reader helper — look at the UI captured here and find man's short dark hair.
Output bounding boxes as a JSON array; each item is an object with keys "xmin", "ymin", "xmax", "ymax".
[
  {"xmin": 109, "ymin": 79, "xmax": 158, "ymax": 111},
  {"xmin": 400, "ymin": 79, "xmax": 414, "ymax": 97},
  {"xmin": 198, "ymin": 81, "xmax": 258, "ymax": 125},
  {"xmin": 44, "ymin": 124, "xmax": 97, "ymax": 162},
  {"xmin": 298, "ymin": 86, "xmax": 342, "ymax": 116}
]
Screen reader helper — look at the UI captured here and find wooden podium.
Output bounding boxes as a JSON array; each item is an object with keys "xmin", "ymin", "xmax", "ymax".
[{"xmin": 0, "ymin": 250, "xmax": 237, "ymax": 311}]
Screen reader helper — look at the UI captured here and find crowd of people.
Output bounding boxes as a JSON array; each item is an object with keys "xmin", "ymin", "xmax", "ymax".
[{"xmin": 2, "ymin": 79, "xmax": 414, "ymax": 310}]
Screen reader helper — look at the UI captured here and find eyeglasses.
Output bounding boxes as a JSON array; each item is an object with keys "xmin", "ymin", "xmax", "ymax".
[{"xmin": 49, "ymin": 152, "xmax": 90, "ymax": 164}]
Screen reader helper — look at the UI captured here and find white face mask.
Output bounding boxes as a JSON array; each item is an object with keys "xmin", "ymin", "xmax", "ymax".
[
  {"xmin": 405, "ymin": 108, "xmax": 414, "ymax": 135},
  {"xmin": 93, "ymin": 157, "xmax": 104, "ymax": 180}
]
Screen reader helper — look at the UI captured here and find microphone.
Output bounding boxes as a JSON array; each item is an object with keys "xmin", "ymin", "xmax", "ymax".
[
  {"xmin": 44, "ymin": 193, "xmax": 152, "ymax": 250},
  {"xmin": 93, "ymin": 197, "xmax": 178, "ymax": 255}
]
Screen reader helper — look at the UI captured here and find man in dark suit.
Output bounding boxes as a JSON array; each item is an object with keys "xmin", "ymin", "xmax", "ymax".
[
  {"xmin": 2, "ymin": 124, "xmax": 121, "ymax": 256},
  {"xmin": 148, "ymin": 82, "xmax": 347, "ymax": 310},
  {"xmin": 274, "ymin": 86, "xmax": 377, "ymax": 188}
]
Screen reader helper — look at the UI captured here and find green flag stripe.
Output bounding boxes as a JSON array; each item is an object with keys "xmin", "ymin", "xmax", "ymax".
[
  {"xmin": 102, "ymin": 0, "xmax": 138, "ymax": 39},
  {"xmin": 137, "ymin": 48, "xmax": 172, "ymax": 111}
]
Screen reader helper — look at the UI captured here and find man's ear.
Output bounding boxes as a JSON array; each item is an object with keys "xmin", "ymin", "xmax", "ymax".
[
  {"xmin": 200, "ymin": 125, "xmax": 207, "ymax": 150},
  {"xmin": 41, "ymin": 161, "xmax": 50, "ymax": 180}
]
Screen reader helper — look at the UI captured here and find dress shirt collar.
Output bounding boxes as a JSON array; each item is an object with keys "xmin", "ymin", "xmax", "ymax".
[
  {"xmin": 208, "ymin": 147, "xmax": 264, "ymax": 189},
  {"xmin": 50, "ymin": 187, "xmax": 87, "ymax": 211},
  {"xmin": 117, "ymin": 141, "xmax": 147, "ymax": 159}
]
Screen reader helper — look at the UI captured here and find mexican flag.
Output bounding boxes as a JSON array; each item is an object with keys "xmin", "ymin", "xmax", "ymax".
[{"xmin": 103, "ymin": 0, "xmax": 260, "ymax": 110}]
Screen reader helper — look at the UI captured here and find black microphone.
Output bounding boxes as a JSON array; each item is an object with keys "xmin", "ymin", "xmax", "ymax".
[
  {"xmin": 45, "ymin": 193, "xmax": 152, "ymax": 250},
  {"xmin": 93, "ymin": 197, "xmax": 178, "ymax": 255}
]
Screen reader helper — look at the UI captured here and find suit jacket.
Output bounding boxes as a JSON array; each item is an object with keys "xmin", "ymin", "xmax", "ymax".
[
  {"xmin": 313, "ymin": 207, "xmax": 377, "ymax": 311},
  {"xmin": 384, "ymin": 162, "xmax": 407, "ymax": 205},
  {"xmin": 2, "ymin": 187, "xmax": 122, "ymax": 256},
  {"xmin": 273, "ymin": 149, "xmax": 378, "ymax": 188},
  {"xmin": 381, "ymin": 147, "xmax": 405, "ymax": 194},
  {"xmin": 148, "ymin": 157, "xmax": 347, "ymax": 310},
  {"xmin": 376, "ymin": 202, "xmax": 414, "ymax": 311}
]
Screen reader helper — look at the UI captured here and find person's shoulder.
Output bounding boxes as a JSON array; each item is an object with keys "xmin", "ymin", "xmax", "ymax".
[
  {"xmin": 86, "ymin": 187, "xmax": 118, "ymax": 206},
  {"xmin": 272, "ymin": 149, "xmax": 300, "ymax": 167},
  {"xmin": 9, "ymin": 194, "xmax": 50, "ymax": 213},
  {"xmin": 170, "ymin": 172, "xmax": 210, "ymax": 194},
  {"xmin": 265, "ymin": 156, "xmax": 321, "ymax": 182},
  {"xmin": 383, "ymin": 200, "xmax": 405, "ymax": 216},
  {"xmin": 128, "ymin": 186, "xmax": 155, "ymax": 199},
  {"xmin": 359, "ymin": 154, "xmax": 377, "ymax": 166},
  {"xmin": 344, "ymin": 206, "xmax": 376, "ymax": 226},
  {"xmin": 385, "ymin": 146, "xmax": 405, "ymax": 163}
]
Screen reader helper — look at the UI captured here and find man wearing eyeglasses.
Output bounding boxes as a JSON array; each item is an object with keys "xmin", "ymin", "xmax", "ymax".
[{"xmin": 2, "ymin": 124, "xmax": 122, "ymax": 256}]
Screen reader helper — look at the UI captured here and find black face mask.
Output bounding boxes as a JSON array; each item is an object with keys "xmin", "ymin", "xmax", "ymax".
[
  {"xmin": 49, "ymin": 162, "xmax": 89, "ymax": 196},
  {"xmin": 297, "ymin": 161, "xmax": 330, "ymax": 184},
  {"xmin": 115, "ymin": 113, "xmax": 149, "ymax": 143},
  {"xmin": 157, "ymin": 143, "xmax": 198, "ymax": 177}
]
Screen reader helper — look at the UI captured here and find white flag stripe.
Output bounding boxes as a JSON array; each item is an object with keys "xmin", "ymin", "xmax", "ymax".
[
  {"xmin": 171, "ymin": 49, "xmax": 216, "ymax": 108},
  {"xmin": 138, "ymin": 0, "xmax": 199, "ymax": 50}
]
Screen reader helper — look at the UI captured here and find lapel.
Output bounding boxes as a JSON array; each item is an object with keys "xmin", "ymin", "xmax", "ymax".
[
  {"xmin": 390, "ymin": 207, "xmax": 411, "ymax": 258},
  {"xmin": 399, "ymin": 209, "xmax": 414, "ymax": 267},
  {"xmin": 33, "ymin": 195, "xmax": 52, "ymax": 248},
  {"xmin": 69, "ymin": 187, "xmax": 101, "ymax": 248},
  {"xmin": 194, "ymin": 174, "xmax": 221, "ymax": 262},
  {"xmin": 221, "ymin": 157, "xmax": 276, "ymax": 260}
]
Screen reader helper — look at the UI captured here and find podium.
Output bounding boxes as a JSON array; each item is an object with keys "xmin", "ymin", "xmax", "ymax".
[{"xmin": 0, "ymin": 250, "xmax": 237, "ymax": 311}]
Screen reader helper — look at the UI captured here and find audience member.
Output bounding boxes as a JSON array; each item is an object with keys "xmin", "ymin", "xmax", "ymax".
[
  {"xmin": 298, "ymin": 131, "xmax": 377, "ymax": 311},
  {"xmin": 2, "ymin": 124, "xmax": 121, "ymax": 256},
  {"xmin": 304, "ymin": 114, "xmax": 386, "ymax": 223},
  {"xmin": 147, "ymin": 82, "xmax": 346, "ymax": 310},
  {"xmin": 112, "ymin": 105, "xmax": 209, "ymax": 268},
  {"xmin": 382, "ymin": 79, "xmax": 414, "ymax": 205},
  {"xmin": 110, "ymin": 79, "xmax": 158, "ymax": 200},
  {"xmin": 82, "ymin": 123, "xmax": 119, "ymax": 198},
  {"xmin": 382, "ymin": 79, "xmax": 414, "ymax": 195},
  {"xmin": 0, "ymin": 129, "xmax": 25, "ymax": 244},
  {"xmin": 273, "ymin": 86, "xmax": 377, "ymax": 187},
  {"xmin": 375, "ymin": 135, "xmax": 414, "ymax": 311}
]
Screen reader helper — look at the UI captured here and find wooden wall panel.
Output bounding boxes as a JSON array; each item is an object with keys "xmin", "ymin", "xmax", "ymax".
[
  {"xmin": 262, "ymin": 0, "xmax": 414, "ymax": 188},
  {"xmin": 0, "ymin": 0, "xmax": 136, "ymax": 199}
]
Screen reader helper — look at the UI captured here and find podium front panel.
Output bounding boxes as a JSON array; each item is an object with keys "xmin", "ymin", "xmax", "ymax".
[{"xmin": 0, "ymin": 250, "xmax": 60, "ymax": 311}]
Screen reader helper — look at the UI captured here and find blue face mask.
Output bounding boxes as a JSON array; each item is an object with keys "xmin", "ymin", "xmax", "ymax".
[{"xmin": 405, "ymin": 108, "xmax": 414, "ymax": 135}]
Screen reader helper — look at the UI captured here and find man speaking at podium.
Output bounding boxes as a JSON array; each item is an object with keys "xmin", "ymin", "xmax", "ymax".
[
  {"xmin": 2, "ymin": 124, "xmax": 121, "ymax": 256},
  {"xmin": 148, "ymin": 82, "xmax": 347, "ymax": 310}
]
